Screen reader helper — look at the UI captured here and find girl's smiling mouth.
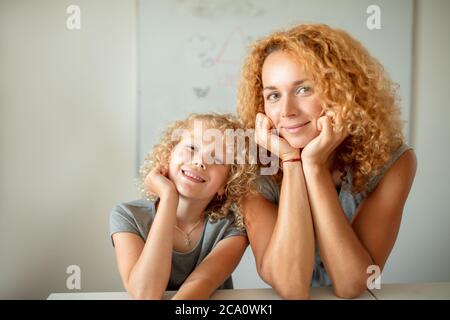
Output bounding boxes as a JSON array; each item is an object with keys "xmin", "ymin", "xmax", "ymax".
[{"xmin": 181, "ymin": 169, "xmax": 206, "ymax": 183}]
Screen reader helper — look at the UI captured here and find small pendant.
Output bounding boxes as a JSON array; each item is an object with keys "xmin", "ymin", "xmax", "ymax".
[{"xmin": 184, "ymin": 237, "xmax": 191, "ymax": 246}]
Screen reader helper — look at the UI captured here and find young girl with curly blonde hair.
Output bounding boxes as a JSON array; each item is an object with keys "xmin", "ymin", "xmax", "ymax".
[
  {"xmin": 110, "ymin": 113, "xmax": 257, "ymax": 299},
  {"xmin": 237, "ymin": 24, "xmax": 417, "ymax": 299}
]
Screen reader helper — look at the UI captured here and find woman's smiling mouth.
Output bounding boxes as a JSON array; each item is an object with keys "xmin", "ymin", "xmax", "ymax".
[{"xmin": 283, "ymin": 121, "xmax": 311, "ymax": 133}]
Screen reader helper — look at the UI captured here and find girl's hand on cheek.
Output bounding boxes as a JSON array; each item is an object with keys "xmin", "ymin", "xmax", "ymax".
[
  {"xmin": 144, "ymin": 165, "xmax": 178, "ymax": 200},
  {"xmin": 255, "ymin": 113, "xmax": 300, "ymax": 161},
  {"xmin": 301, "ymin": 115, "xmax": 348, "ymax": 168}
]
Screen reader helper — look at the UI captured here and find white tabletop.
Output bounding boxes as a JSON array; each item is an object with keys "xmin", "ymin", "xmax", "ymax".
[
  {"xmin": 48, "ymin": 286, "xmax": 375, "ymax": 300},
  {"xmin": 47, "ymin": 282, "xmax": 450, "ymax": 300},
  {"xmin": 368, "ymin": 282, "xmax": 450, "ymax": 300}
]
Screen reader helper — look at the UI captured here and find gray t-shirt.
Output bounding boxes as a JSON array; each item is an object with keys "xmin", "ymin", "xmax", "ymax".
[
  {"xmin": 109, "ymin": 199, "xmax": 246, "ymax": 290},
  {"xmin": 256, "ymin": 144, "xmax": 412, "ymax": 287}
]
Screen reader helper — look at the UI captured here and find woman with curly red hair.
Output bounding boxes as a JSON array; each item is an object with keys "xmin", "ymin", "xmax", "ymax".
[{"xmin": 237, "ymin": 24, "xmax": 417, "ymax": 299}]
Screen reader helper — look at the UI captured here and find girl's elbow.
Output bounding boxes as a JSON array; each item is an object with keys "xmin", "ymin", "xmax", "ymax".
[
  {"xmin": 129, "ymin": 288, "xmax": 163, "ymax": 300},
  {"xmin": 127, "ymin": 282, "xmax": 163, "ymax": 300}
]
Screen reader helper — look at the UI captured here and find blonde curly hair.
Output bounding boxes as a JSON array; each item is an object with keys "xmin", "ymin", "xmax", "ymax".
[
  {"xmin": 237, "ymin": 23, "xmax": 405, "ymax": 193},
  {"xmin": 138, "ymin": 113, "xmax": 258, "ymax": 229}
]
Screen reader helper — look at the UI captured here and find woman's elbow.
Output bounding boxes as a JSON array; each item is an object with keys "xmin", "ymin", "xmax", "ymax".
[
  {"xmin": 274, "ymin": 283, "xmax": 310, "ymax": 300},
  {"xmin": 333, "ymin": 279, "xmax": 368, "ymax": 299},
  {"xmin": 258, "ymin": 262, "xmax": 310, "ymax": 300}
]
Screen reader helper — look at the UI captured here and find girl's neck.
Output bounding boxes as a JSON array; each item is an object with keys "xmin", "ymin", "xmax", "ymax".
[{"xmin": 175, "ymin": 196, "xmax": 211, "ymax": 226}]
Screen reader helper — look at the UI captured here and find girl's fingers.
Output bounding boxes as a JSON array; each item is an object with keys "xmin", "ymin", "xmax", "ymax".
[{"xmin": 161, "ymin": 165, "xmax": 169, "ymax": 177}]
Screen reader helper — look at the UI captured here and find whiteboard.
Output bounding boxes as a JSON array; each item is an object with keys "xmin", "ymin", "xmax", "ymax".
[{"xmin": 138, "ymin": 0, "xmax": 413, "ymax": 289}]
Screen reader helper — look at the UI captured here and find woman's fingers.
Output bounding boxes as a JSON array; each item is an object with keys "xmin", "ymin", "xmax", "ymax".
[
  {"xmin": 318, "ymin": 116, "xmax": 332, "ymax": 138},
  {"xmin": 255, "ymin": 113, "xmax": 271, "ymax": 147},
  {"xmin": 319, "ymin": 114, "xmax": 349, "ymax": 143}
]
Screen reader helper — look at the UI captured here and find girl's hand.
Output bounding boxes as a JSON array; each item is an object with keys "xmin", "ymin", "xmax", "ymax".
[
  {"xmin": 301, "ymin": 115, "xmax": 348, "ymax": 169},
  {"xmin": 255, "ymin": 113, "xmax": 300, "ymax": 161},
  {"xmin": 144, "ymin": 165, "xmax": 178, "ymax": 200}
]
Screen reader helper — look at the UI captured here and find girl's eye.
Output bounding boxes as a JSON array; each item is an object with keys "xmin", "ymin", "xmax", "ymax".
[
  {"xmin": 296, "ymin": 86, "xmax": 312, "ymax": 95},
  {"xmin": 266, "ymin": 92, "xmax": 280, "ymax": 102}
]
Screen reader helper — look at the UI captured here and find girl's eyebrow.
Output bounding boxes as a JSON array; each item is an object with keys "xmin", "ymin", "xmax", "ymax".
[{"xmin": 263, "ymin": 79, "xmax": 309, "ymax": 91}]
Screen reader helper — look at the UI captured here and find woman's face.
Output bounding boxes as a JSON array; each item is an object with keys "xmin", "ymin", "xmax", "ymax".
[{"xmin": 261, "ymin": 50, "xmax": 323, "ymax": 149}]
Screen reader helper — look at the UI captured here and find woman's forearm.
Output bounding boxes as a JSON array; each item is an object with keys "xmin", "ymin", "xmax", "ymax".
[
  {"xmin": 303, "ymin": 164, "xmax": 373, "ymax": 297},
  {"xmin": 262, "ymin": 162, "xmax": 315, "ymax": 299},
  {"xmin": 127, "ymin": 195, "xmax": 178, "ymax": 299}
]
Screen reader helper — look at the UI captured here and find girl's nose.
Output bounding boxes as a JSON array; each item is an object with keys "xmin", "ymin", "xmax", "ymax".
[{"xmin": 193, "ymin": 157, "xmax": 206, "ymax": 170}]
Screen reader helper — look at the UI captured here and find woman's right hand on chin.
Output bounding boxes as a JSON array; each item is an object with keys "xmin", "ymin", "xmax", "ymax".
[
  {"xmin": 144, "ymin": 165, "xmax": 178, "ymax": 200},
  {"xmin": 255, "ymin": 112, "xmax": 300, "ymax": 161}
]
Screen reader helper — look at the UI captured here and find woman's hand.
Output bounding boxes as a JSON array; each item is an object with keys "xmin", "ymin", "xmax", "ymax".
[
  {"xmin": 301, "ymin": 115, "xmax": 348, "ymax": 169},
  {"xmin": 144, "ymin": 165, "xmax": 178, "ymax": 200},
  {"xmin": 255, "ymin": 113, "xmax": 300, "ymax": 161}
]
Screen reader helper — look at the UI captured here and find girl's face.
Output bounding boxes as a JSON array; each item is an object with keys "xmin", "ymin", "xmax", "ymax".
[
  {"xmin": 261, "ymin": 50, "xmax": 323, "ymax": 149},
  {"xmin": 168, "ymin": 126, "xmax": 230, "ymax": 202}
]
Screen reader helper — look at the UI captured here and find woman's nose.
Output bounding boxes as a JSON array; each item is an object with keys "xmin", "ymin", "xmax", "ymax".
[{"xmin": 280, "ymin": 96, "xmax": 297, "ymax": 118}]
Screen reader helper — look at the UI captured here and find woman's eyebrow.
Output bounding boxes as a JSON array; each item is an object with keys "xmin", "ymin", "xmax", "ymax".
[
  {"xmin": 293, "ymin": 79, "xmax": 309, "ymax": 86},
  {"xmin": 263, "ymin": 79, "xmax": 309, "ymax": 91},
  {"xmin": 263, "ymin": 85, "xmax": 278, "ymax": 91}
]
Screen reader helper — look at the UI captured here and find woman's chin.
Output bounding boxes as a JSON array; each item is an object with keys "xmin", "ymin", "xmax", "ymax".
[
  {"xmin": 283, "ymin": 136, "xmax": 310, "ymax": 149},
  {"xmin": 281, "ymin": 131, "xmax": 318, "ymax": 149}
]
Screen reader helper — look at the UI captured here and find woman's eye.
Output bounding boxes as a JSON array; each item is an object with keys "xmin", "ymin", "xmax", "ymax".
[
  {"xmin": 296, "ymin": 86, "xmax": 312, "ymax": 95},
  {"xmin": 186, "ymin": 145, "xmax": 195, "ymax": 151},
  {"xmin": 266, "ymin": 92, "xmax": 280, "ymax": 102}
]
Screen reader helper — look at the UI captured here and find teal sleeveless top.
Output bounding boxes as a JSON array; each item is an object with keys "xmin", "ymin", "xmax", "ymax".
[{"xmin": 255, "ymin": 144, "xmax": 412, "ymax": 287}]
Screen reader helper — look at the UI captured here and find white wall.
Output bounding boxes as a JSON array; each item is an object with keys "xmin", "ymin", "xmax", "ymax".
[
  {"xmin": 0, "ymin": 0, "xmax": 449, "ymax": 299},
  {"xmin": 0, "ymin": 0, "xmax": 137, "ymax": 299},
  {"xmin": 380, "ymin": 0, "xmax": 450, "ymax": 284}
]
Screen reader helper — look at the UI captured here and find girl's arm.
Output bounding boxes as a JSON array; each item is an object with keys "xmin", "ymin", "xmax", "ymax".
[
  {"xmin": 243, "ymin": 161, "xmax": 315, "ymax": 299},
  {"xmin": 113, "ymin": 166, "xmax": 179, "ymax": 299},
  {"xmin": 113, "ymin": 194, "xmax": 178, "ymax": 299},
  {"xmin": 171, "ymin": 235, "xmax": 248, "ymax": 300},
  {"xmin": 302, "ymin": 117, "xmax": 417, "ymax": 298}
]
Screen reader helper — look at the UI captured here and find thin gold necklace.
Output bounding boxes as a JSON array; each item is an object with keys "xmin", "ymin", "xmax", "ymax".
[{"xmin": 174, "ymin": 217, "xmax": 204, "ymax": 247}]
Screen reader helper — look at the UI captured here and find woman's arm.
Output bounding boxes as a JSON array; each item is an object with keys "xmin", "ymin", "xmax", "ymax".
[
  {"xmin": 113, "ymin": 194, "xmax": 178, "ymax": 299},
  {"xmin": 171, "ymin": 235, "xmax": 248, "ymax": 300},
  {"xmin": 303, "ymin": 149, "xmax": 417, "ymax": 298},
  {"xmin": 244, "ymin": 113, "xmax": 315, "ymax": 299},
  {"xmin": 243, "ymin": 161, "xmax": 315, "ymax": 299}
]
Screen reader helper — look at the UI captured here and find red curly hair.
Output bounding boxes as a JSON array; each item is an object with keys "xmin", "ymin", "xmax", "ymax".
[{"xmin": 237, "ymin": 23, "xmax": 405, "ymax": 193}]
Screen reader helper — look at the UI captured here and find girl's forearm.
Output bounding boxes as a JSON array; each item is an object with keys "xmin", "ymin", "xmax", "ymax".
[
  {"xmin": 127, "ymin": 195, "xmax": 178, "ymax": 299},
  {"xmin": 171, "ymin": 278, "xmax": 215, "ymax": 300},
  {"xmin": 262, "ymin": 162, "xmax": 315, "ymax": 299},
  {"xmin": 303, "ymin": 164, "xmax": 373, "ymax": 297}
]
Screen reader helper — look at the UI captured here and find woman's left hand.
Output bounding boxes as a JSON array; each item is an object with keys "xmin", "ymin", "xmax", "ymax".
[{"xmin": 301, "ymin": 115, "xmax": 348, "ymax": 169}]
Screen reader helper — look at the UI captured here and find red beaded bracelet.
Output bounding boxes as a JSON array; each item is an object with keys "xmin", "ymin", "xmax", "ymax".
[{"xmin": 280, "ymin": 158, "xmax": 302, "ymax": 167}]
